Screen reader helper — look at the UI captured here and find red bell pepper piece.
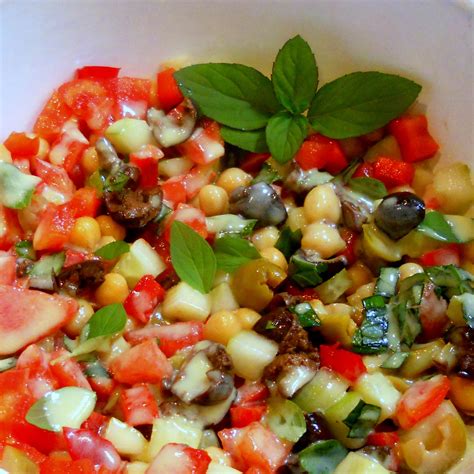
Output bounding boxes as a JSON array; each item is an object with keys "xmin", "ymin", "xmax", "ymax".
[
  {"xmin": 157, "ymin": 68, "xmax": 184, "ymax": 111},
  {"xmin": 389, "ymin": 115, "xmax": 439, "ymax": 163},
  {"xmin": 419, "ymin": 244, "xmax": 461, "ymax": 267},
  {"xmin": 337, "ymin": 228, "xmax": 357, "ymax": 266},
  {"xmin": 50, "ymin": 350, "xmax": 91, "ymax": 390},
  {"xmin": 124, "ymin": 275, "xmax": 166, "ymax": 324},
  {"xmin": 230, "ymin": 404, "xmax": 267, "ymax": 428},
  {"xmin": 31, "ymin": 158, "xmax": 75, "ymax": 199},
  {"xmin": 235, "ymin": 381, "xmax": 270, "ymax": 406},
  {"xmin": 372, "ymin": 156, "xmax": 414, "ymax": 188},
  {"xmin": 69, "ymin": 187, "xmax": 101, "ymax": 218},
  {"xmin": 161, "ymin": 176, "xmax": 187, "ymax": 207},
  {"xmin": 76, "ymin": 66, "xmax": 120, "ymax": 80},
  {"xmin": 295, "ymin": 134, "xmax": 348, "ymax": 175},
  {"xmin": 130, "ymin": 145, "xmax": 163, "ymax": 189},
  {"xmin": 81, "ymin": 411, "xmax": 108, "ymax": 436},
  {"xmin": 352, "ymin": 162, "xmax": 374, "ymax": 178},
  {"xmin": 320, "ymin": 344, "xmax": 367, "ymax": 383},
  {"xmin": 33, "ymin": 91, "xmax": 72, "ymax": 143},
  {"xmin": 119, "ymin": 384, "xmax": 159, "ymax": 426},
  {"xmin": 395, "ymin": 375, "xmax": 450, "ymax": 429},
  {"xmin": 3, "ymin": 132, "xmax": 40, "ymax": 158},
  {"xmin": 178, "ymin": 121, "xmax": 224, "ymax": 166},
  {"xmin": 11, "ymin": 422, "xmax": 67, "ymax": 455},
  {"xmin": 164, "ymin": 204, "xmax": 208, "ymax": 241},
  {"xmin": 240, "ymin": 153, "xmax": 271, "ymax": 173},
  {"xmin": 366, "ymin": 431, "xmax": 399, "ymax": 447},
  {"xmin": 113, "ymin": 77, "xmax": 151, "ymax": 120}
]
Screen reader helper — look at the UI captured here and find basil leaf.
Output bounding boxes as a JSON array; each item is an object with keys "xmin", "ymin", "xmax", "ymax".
[
  {"xmin": 308, "ymin": 72, "xmax": 421, "ymax": 139},
  {"xmin": 348, "ymin": 177, "xmax": 387, "ymax": 199},
  {"xmin": 272, "ymin": 35, "xmax": 318, "ymax": 114},
  {"xmin": 275, "ymin": 227, "xmax": 302, "ymax": 259},
  {"xmin": 290, "ymin": 302, "xmax": 321, "ymax": 328},
  {"xmin": 94, "ymin": 240, "xmax": 130, "ymax": 260},
  {"xmin": 266, "ymin": 111, "xmax": 308, "ymax": 164},
  {"xmin": 220, "ymin": 127, "xmax": 269, "ymax": 153},
  {"xmin": 425, "ymin": 265, "xmax": 473, "ymax": 298},
  {"xmin": 417, "ymin": 211, "xmax": 460, "ymax": 243},
  {"xmin": 87, "ymin": 303, "xmax": 127, "ymax": 340},
  {"xmin": 170, "ymin": 220, "xmax": 216, "ymax": 293},
  {"xmin": 174, "ymin": 64, "xmax": 280, "ymax": 130},
  {"xmin": 214, "ymin": 235, "xmax": 260, "ymax": 273},
  {"xmin": 252, "ymin": 162, "xmax": 281, "ymax": 185},
  {"xmin": 15, "ymin": 240, "xmax": 36, "ymax": 260},
  {"xmin": 343, "ymin": 400, "xmax": 381, "ymax": 438},
  {"xmin": 298, "ymin": 440, "xmax": 348, "ymax": 474}
]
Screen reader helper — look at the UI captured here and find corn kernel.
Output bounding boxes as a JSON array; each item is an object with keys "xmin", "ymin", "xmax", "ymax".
[
  {"xmin": 234, "ymin": 308, "xmax": 261, "ymax": 330},
  {"xmin": 95, "ymin": 273, "xmax": 130, "ymax": 306},
  {"xmin": 260, "ymin": 247, "xmax": 288, "ymax": 271},
  {"xmin": 97, "ymin": 215, "xmax": 126, "ymax": 241},
  {"xmin": 69, "ymin": 216, "xmax": 101, "ymax": 250},
  {"xmin": 203, "ymin": 310, "xmax": 242, "ymax": 345}
]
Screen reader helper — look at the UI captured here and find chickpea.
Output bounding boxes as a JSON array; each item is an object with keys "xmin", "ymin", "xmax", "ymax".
[
  {"xmin": 304, "ymin": 184, "xmax": 341, "ymax": 224},
  {"xmin": 301, "ymin": 223, "xmax": 346, "ymax": 258},
  {"xmin": 346, "ymin": 262, "xmax": 373, "ymax": 295},
  {"xmin": 217, "ymin": 167, "xmax": 252, "ymax": 194},
  {"xmin": 203, "ymin": 310, "xmax": 242, "ymax": 345},
  {"xmin": 69, "ymin": 216, "xmax": 101, "ymax": 250},
  {"xmin": 260, "ymin": 247, "xmax": 288, "ymax": 271},
  {"xmin": 234, "ymin": 308, "xmax": 261, "ymax": 330},
  {"xmin": 251, "ymin": 226, "xmax": 279, "ymax": 251},
  {"xmin": 286, "ymin": 207, "xmax": 307, "ymax": 232},
  {"xmin": 63, "ymin": 299, "xmax": 94, "ymax": 337},
  {"xmin": 96, "ymin": 215, "xmax": 126, "ymax": 241},
  {"xmin": 198, "ymin": 184, "xmax": 229, "ymax": 216},
  {"xmin": 95, "ymin": 273, "xmax": 129, "ymax": 306},
  {"xmin": 399, "ymin": 262, "xmax": 424, "ymax": 281},
  {"xmin": 81, "ymin": 146, "xmax": 99, "ymax": 176}
]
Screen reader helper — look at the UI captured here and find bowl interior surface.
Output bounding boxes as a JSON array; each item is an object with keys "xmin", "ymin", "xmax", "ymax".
[{"xmin": 1, "ymin": 0, "xmax": 472, "ymax": 164}]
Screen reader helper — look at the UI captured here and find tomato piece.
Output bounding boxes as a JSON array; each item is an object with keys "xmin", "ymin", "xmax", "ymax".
[
  {"xmin": 230, "ymin": 404, "xmax": 267, "ymax": 428},
  {"xmin": 366, "ymin": 431, "xmax": 399, "ymax": 447},
  {"xmin": 50, "ymin": 350, "xmax": 91, "ymax": 389},
  {"xmin": 3, "ymin": 132, "xmax": 40, "ymax": 158},
  {"xmin": 124, "ymin": 275, "xmax": 166, "ymax": 324},
  {"xmin": 11, "ymin": 422, "xmax": 66, "ymax": 455},
  {"xmin": 178, "ymin": 121, "xmax": 224, "ymax": 165},
  {"xmin": 81, "ymin": 411, "xmax": 108, "ymax": 435},
  {"xmin": 184, "ymin": 164, "xmax": 217, "ymax": 199},
  {"xmin": 76, "ymin": 66, "xmax": 120, "ymax": 80},
  {"xmin": 0, "ymin": 252, "xmax": 16, "ymax": 285},
  {"xmin": 0, "ymin": 205, "xmax": 23, "ymax": 251},
  {"xmin": 372, "ymin": 156, "xmax": 414, "ymax": 188},
  {"xmin": 69, "ymin": 187, "xmax": 101, "ymax": 218},
  {"xmin": 119, "ymin": 384, "xmax": 159, "ymax": 426},
  {"xmin": 352, "ymin": 162, "xmax": 374, "ymax": 178},
  {"xmin": 64, "ymin": 249, "xmax": 88, "ymax": 268},
  {"xmin": 130, "ymin": 145, "xmax": 163, "ymax": 189},
  {"xmin": 109, "ymin": 340, "xmax": 173, "ymax": 385},
  {"xmin": 147, "ymin": 443, "xmax": 211, "ymax": 474},
  {"xmin": 240, "ymin": 153, "xmax": 271, "ymax": 173},
  {"xmin": 389, "ymin": 115, "xmax": 439, "ymax": 163},
  {"xmin": 295, "ymin": 134, "xmax": 348, "ymax": 175},
  {"xmin": 337, "ymin": 228, "xmax": 357, "ymax": 266},
  {"xmin": 419, "ymin": 244, "xmax": 461, "ymax": 267},
  {"xmin": 162, "ymin": 176, "xmax": 187, "ymax": 207},
  {"xmin": 419, "ymin": 285, "xmax": 450, "ymax": 341},
  {"xmin": 33, "ymin": 92, "xmax": 72, "ymax": 143},
  {"xmin": 31, "ymin": 158, "xmax": 75, "ymax": 199},
  {"xmin": 164, "ymin": 204, "xmax": 208, "ymax": 241},
  {"xmin": 320, "ymin": 344, "xmax": 367, "ymax": 383},
  {"xmin": 157, "ymin": 68, "xmax": 184, "ymax": 111},
  {"xmin": 40, "ymin": 453, "xmax": 95, "ymax": 474},
  {"xmin": 234, "ymin": 381, "xmax": 270, "ymax": 406},
  {"xmin": 87, "ymin": 376, "xmax": 115, "ymax": 400},
  {"xmin": 63, "ymin": 428, "xmax": 122, "ymax": 472},
  {"xmin": 113, "ymin": 77, "xmax": 151, "ymax": 120},
  {"xmin": 396, "ymin": 375, "xmax": 450, "ymax": 429},
  {"xmin": 33, "ymin": 203, "xmax": 76, "ymax": 251},
  {"xmin": 126, "ymin": 321, "xmax": 204, "ymax": 357}
]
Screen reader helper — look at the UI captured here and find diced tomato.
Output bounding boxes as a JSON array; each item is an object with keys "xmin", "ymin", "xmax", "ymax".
[
  {"xmin": 10, "ymin": 422, "xmax": 66, "ymax": 455},
  {"xmin": 424, "ymin": 196, "xmax": 441, "ymax": 210},
  {"xmin": 33, "ymin": 203, "xmax": 76, "ymax": 251},
  {"xmin": 284, "ymin": 281, "xmax": 319, "ymax": 301},
  {"xmin": 0, "ymin": 205, "xmax": 23, "ymax": 251},
  {"xmin": 419, "ymin": 285, "xmax": 450, "ymax": 341},
  {"xmin": 87, "ymin": 376, "xmax": 115, "ymax": 400},
  {"xmin": 178, "ymin": 121, "xmax": 224, "ymax": 165},
  {"xmin": 184, "ymin": 164, "xmax": 217, "ymax": 199},
  {"xmin": 50, "ymin": 350, "xmax": 91, "ymax": 389},
  {"xmin": 40, "ymin": 453, "xmax": 96, "ymax": 474},
  {"xmin": 126, "ymin": 321, "xmax": 204, "ymax": 357},
  {"xmin": 164, "ymin": 204, "xmax": 208, "ymax": 241},
  {"xmin": 153, "ymin": 235, "xmax": 172, "ymax": 267},
  {"xmin": 230, "ymin": 404, "xmax": 267, "ymax": 428},
  {"xmin": 124, "ymin": 275, "xmax": 166, "ymax": 324},
  {"xmin": 372, "ymin": 156, "xmax": 414, "ymax": 188},
  {"xmin": 147, "ymin": 443, "xmax": 211, "ymax": 474},
  {"xmin": 295, "ymin": 134, "xmax": 348, "ymax": 175},
  {"xmin": 162, "ymin": 176, "xmax": 187, "ymax": 207},
  {"xmin": 1, "ymin": 441, "xmax": 46, "ymax": 465},
  {"xmin": 0, "ymin": 252, "xmax": 16, "ymax": 285},
  {"xmin": 157, "ymin": 68, "xmax": 184, "ymax": 111},
  {"xmin": 130, "ymin": 145, "xmax": 163, "ymax": 188},
  {"xmin": 113, "ymin": 77, "xmax": 151, "ymax": 120},
  {"xmin": 64, "ymin": 249, "xmax": 88, "ymax": 268},
  {"xmin": 69, "ymin": 187, "xmax": 101, "ymax": 218},
  {"xmin": 81, "ymin": 411, "xmax": 108, "ymax": 435},
  {"xmin": 419, "ymin": 244, "xmax": 461, "ymax": 267},
  {"xmin": 320, "ymin": 344, "xmax": 367, "ymax": 383},
  {"xmin": 366, "ymin": 431, "xmax": 399, "ymax": 447},
  {"xmin": 3, "ymin": 132, "xmax": 40, "ymax": 158},
  {"xmin": 352, "ymin": 162, "xmax": 374, "ymax": 178},
  {"xmin": 234, "ymin": 381, "xmax": 270, "ymax": 406},
  {"xmin": 337, "ymin": 228, "xmax": 357, "ymax": 266},
  {"xmin": 63, "ymin": 428, "xmax": 122, "ymax": 472},
  {"xmin": 396, "ymin": 375, "xmax": 450, "ymax": 429},
  {"xmin": 109, "ymin": 340, "xmax": 173, "ymax": 385},
  {"xmin": 119, "ymin": 384, "xmax": 159, "ymax": 426},
  {"xmin": 389, "ymin": 115, "xmax": 439, "ymax": 163},
  {"xmin": 31, "ymin": 158, "xmax": 75, "ymax": 199},
  {"xmin": 76, "ymin": 66, "xmax": 120, "ymax": 80},
  {"xmin": 218, "ymin": 422, "xmax": 290, "ymax": 473},
  {"xmin": 240, "ymin": 153, "xmax": 271, "ymax": 173}
]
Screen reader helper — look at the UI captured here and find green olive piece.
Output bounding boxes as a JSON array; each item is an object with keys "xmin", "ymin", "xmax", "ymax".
[{"xmin": 232, "ymin": 259, "xmax": 287, "ymax": 311}]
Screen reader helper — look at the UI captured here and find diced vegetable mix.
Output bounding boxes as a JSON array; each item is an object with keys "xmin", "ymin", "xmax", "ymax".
[{"xmin": 0, "ymin": 35, "xmax": 473, "ymax": 474}]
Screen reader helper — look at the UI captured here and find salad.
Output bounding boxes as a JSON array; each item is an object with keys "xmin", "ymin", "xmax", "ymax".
[{"xmin": 0, "ymin": 36, "xmax": 473, "ymax": 474}]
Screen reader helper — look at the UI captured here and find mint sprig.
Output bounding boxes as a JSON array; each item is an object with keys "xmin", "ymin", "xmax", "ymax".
[{"xmin": 174, "ymin": 35, "xmax": 421, "ymax": 164}]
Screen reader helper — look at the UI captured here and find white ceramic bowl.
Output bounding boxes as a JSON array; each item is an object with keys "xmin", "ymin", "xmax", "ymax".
[{"xmin": 1, "ymin": 0, "xmax": 473, "ymax": 166}]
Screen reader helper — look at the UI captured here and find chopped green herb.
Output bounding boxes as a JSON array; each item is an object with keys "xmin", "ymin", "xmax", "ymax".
[
  {"xmin": 265, "ymin": 321, "xmax": 277, "ymax": 330},
  {"xmin": 15, "ymin": 240, "xmax": 36, "ymax": 260},
  {"xmin": 275, "ymin": 227, "xmax": 302, "ymax": 260},
  {"xmin": 343, "ymin": 400, "xmax": 381, "ymax": 438},
  {"xmin": 417, "ymin": 211, "xmax": 460, "ymax": 243},
  {"xmin": 251, "ymin": 162, "xmax": 281, "ymax": 185},
  {"xmin": 104, "ymin": 170, "xmax": 129, "ymax": 192},
  {"xmin": 221, "ymin": 127, "xmax": 269, "ymax": 153},
  {"xmin": 348, "ymin": 177, "xmax": 387, "ymax": 200},
  {"xmin": 298, "ymin": 439, "xmax": 348, "ymax": 474},
  {"xmin": 290, "ymin": 302, "xmax": 321, "ymax": 328}
]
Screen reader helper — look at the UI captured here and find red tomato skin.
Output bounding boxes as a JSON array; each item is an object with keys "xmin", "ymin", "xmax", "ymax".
[
  {"xmin": 33, "ymin": 91, "xmax": 72, "ymax": 143},
  {"xmin": 130, "ymin": 145, "xmax": 163, "ymax": 189},
  {"xmin": 50, "ymin": 350, "xmax": 91, "ymax": 389},
  {"xmin": 157, "ymin": 68, "xmax": 184, "ymax": 111},
  {"xmin": 33, "ymin": 203, "xmax": 76, "ymax": 251},
  {"xmin": 164, "ymin": 204, "xmax": 208, "ymax": 241},
  {"xmin": 389, "ymin": 115, "xmax": 439, "ymax": 163},
  {"xmin": 372, "ymin": 156, "xmax": 414, "ymax": 188},
  {"xmin": 419, "ymin": 244, "xmax": 461, "ymax": 267},
  {"xmin": 124, "ymin": 275, "xmax": 165, "ymax": 324},
  {"xmin": 353, "ymin": 162, "xmax": 374, "ymax": 178},
  {"xmin": 178, "ymin": 122, "xmax": 224, "ymax": 166},
  {"xmin": 337, "ymin": 228, "xmax": 357, "ymax": 266},
  {"xmin": 0, "ymin": 205, "xmax": 23, "ymax": 251},
  {"xmin": 319, "ymin": 344, "xmax": 367, "ymax": 383},
  {"xmin": 366, "ymin": 431, "xmax": 399, "ymax": 447},
  {"xmin": 69, "ymin": 187, "xmax": 101, "ymax": 218},
  {"xmin": 162, "ymin": 176, "xmax": 187, "ymax": 207},
  {"xmin": 10, "ymin": 422, "xmax": 67, "ymax": 455},
  {"xmin": 3, "ymin": 132, "xmax": 40, "ymax": 158},
  {"xmin": 147, "ymin": 443, "xmax": 211, "ymax": 474},
  {"xmin": 119, "ymin": 384, "xmax": 159, "ymax": 426},
  {"xmin": 31, "ymin": 158, "xmax": 75, "ymax": 198},
  {"xmin": 76, "ymin": 66, "xmax": 120, "ymax": 80},
  {"xmin": 230, "ymin": 404, "xmax": 267, "ymax": 428},
  {"xmin": 81, "ymin": 411, "xmax": 109, "ymax": 436},
  {"xmin": 396, "ymin": 375, "xmax": 450, "ymax": 429},
  {"xmin": 234, "ymin": 381, "xmax": 270, "ymax": 406},
  {"xmin": 113, "ymin": 77, "xmax": 151, "ymax": 120},
  {"xmin": 0, "ymin": 252, "xmax": 16, "ymax": 285}
]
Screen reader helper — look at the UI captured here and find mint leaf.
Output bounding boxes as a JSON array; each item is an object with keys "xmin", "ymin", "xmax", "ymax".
[
  {"xmin": 417, "ymin": 211, "xmax": 460, "ymax": 243},
  {"xmin": 343, "ymin": 400, "xmax": 381, "ymax": 438},
  {"xmin": 290, "ymin": 302, "xmax": 321, "ymax": 328},
  {"xmin": 174, "ymin": 64, "xmax": 280, "ymax": 130},
  {"xmin": 95, "ymin": 240, "xmax": 130, "ymax": 260},
  {"xmin": 308, "ymin": 72, "xmax": 421, "ymax": 138},
  {"xmin": 170, "ymin": 220, "xmax": 216, "ymax": 293},
  {"xmin": 220, "ymin": 127, "xmax": 269, "ymax": 153},
  {"xmin": 348, "ymin": 177, "xmax": 387, "ymax": 199},
  {"xmin": 298, "ymin": 440, "xmax": 348, "ymax": 474},
  {"xmin": 272, "ymin": 35, "xmax": 318, "ymax": 114},
  {"xmin": 214, "ymin": 235, "xmax": 260, "ymax": 273},
  {"xmin": 252, "ymin": 162, "xmax": 281, "ymax": 185},
  {"xmin": 275, "ymin": 227, "xmax": 302, "ymax": 259},
  {"xmin": 87, "ymin": 303, "xmax": 127, "ymax": 340},
  {"xmin": 266, "ymin": 111, "xmax": 308, "ymax": 164}
]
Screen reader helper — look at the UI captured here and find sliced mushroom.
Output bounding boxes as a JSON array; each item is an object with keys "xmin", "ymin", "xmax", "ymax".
[{"xmin": 95, "ymin": 137, "xmax": 123, "ymax": 174}]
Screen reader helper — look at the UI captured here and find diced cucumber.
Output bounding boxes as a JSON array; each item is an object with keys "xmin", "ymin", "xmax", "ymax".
[
  {"xmin": 162, "ymin": 281, "xmax": 212, "ymax": 322},
  {"xmin": 0, "ymin": 162, "xmax": 41, "ymax": 209},
  {"xmin": 159, "ymin": 157, "xmax": 194, "ymax": 178},
  {"xmin": 374, "ymin": 267, "xmax": 399, "ymax": 299},
  {"xmin": 316, "ymin": 269, "xmax": 352, "ymax": 304},
  {"xmin": 445, "ymin": 215, "xmax": 474, "ymax": 243},
  {"xmin": 28, "ymin": 252, "xmax": 65, "ymax": 290},
  {"xmin": 292, "ymin": 368, "xmax": 349, "ymax": 414},
  {"xmin": 363, "ymin": 135, "xmax": 401, "ymax": 162},
  {"xmin": 25, "ymin": 387, "xmax": 96, "ymax": 432},
  {"xmin": 105, "ymin": 118, "xmax": 155, "ymax": 154},
  {"xmin": 104, "ymin": 417, "xmax": 148, "ymax": 457},
  {"xmin": 210, "ymin": 282, "xmax": 239, "ymax": 312},
  {"xmin": 113, "ymin": 238, "xmax": 166, "ymax": 287},
  {"xmin": 206, "ymin": 214, "xmax": 257, "ymax": 237},
  {"xmin": 381, "ymin": 352, "xmax": 409, "ymax": 369},
  {"xmin": 0, "ymin": 445, "xmax": 38, "ymax": 473},
  {"xmin": 266, "ymin": 399, "xmax": 306, "ymax": 442},
  {"xmin": 334, "ymin": 452, "xmax": 390, "ymax": 474}
]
